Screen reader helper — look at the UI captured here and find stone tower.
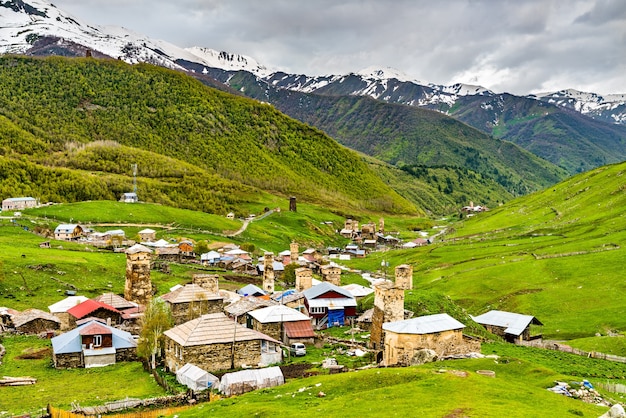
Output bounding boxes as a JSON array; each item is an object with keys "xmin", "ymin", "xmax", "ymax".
[
  {"xmin": 379, "ymin": 217, "xmax": 385, "ymax": 234},
  {"xmin": 369, "ymin": 282, "xmax": 405, "ymax": 350},
  {"xmin": 394, "ymin": 264, "xmax": 413, "ymax": 290},
  {"xmin": 290, "ymin": 241, "xmax": 299, "ymax": 264},
  {"xmin": 295, "ymin": 267, "xmax": 312, "ymax": 292},
  {"xmin": 262, "ymin": 252, "xmax": 275, "ymax": 294},
  {"xmin": 289, "ymin": 196, "xmax": 297, "ymax": 212},
  {"xmin": 193, "ymin": 274, "xmax": 219, "ymax": 294},
  {"xmin": 124, "ymin": 244, "xmax": 153, "ymax": 306},
  {"xmin": 321, "ymin": 264, "xmax": 342, "ymax": 286}
]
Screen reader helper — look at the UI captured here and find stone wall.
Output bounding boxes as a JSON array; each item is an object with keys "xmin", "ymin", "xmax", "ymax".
[
  {"xmin": 115, "ymin": 347, "xmax": 137, "ymax": 363},
  {"xmin": 263, "ymin": 253, "xmax": 275, "ymax": 294},
  {"xmin": 192, "ymin": 274, "xmax": 219, "ymax": 294},
  {"xmin": 290, "ymin": 242, "xmax": 299, "ymax": 264},
  {"xmin": 16, "ymin": 318, "xmax": 60, "ymax": 335},
  {"xmin": 394, "ymin": 264, "xmax": 413, "ymax": 290},
  {"xmin": 369, "ymin": 283, "xmax": 405, "ymax": 349},
  {"xmin": 253, "ymin": 321, "xmax": 282, "ymax": 341},
  {"xmin": 169, "ymin": 300, "xmax": 223, "ymax": 325},
  {"xmin": 166, "ymin": 339, "xmax": 264, "ymax": 373},
  {"xmin": 125, "ymin": 251, "xmax": 152, "ymax": 305},
  {"xmin": 321, "ymin": 266, "xmax": 341, "ymax": 286},
  {"xmin": 384, "ymin": 329, "xmax": 480, "ymax": 366},
  {"xmin": 54, "ymin": 352, "xmax": 83, "ymax": 368},
  {"xmin": 295, "ymin": 268, "xmax": 312, "ymax": 292}
]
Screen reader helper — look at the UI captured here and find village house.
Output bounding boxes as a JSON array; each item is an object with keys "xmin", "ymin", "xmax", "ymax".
[
  {"xmin": 94, "ymin": 293, "xmax": 138, "ymax": 311},
  {"xmin": 225, "ymin": 296, "xmax": 277, "ymax": 325},
  {"xmin": 155, "ymin": 246, "xmax": 180, "ymax": 262},
  {"xmin": 272, "ymin": 290, "xmax": 306, "ymax": 311},
  {"xmin": 382, "ymin": 313, "xmax": 480, "ymax": 366},
  {"xmin": 471, "ymin": 310, "xmax": 543, "ymax": 343},
  {"xmin": 12, "ymin": 308, "xmax": 61, "ymax": 335},
  {"xmin": 51, "ymin": 320, "xmax": 137, "ymax": 368},
  {"xmin": 302, "ymin": 282, "xmax": 357, "ymax": 329},
  {"xmin": 1, "ymin": 197, "xmax": 37, "ymax": 211},
  {"xmin": 48, "ymin": 295, "xmax": 89, "ymax": 330},
  {"xmin": 301, "ymin": 248, "xmax": 322, "ymax": 263},
  {"xmin": 66, "ymin": 299, "xmax": 122, "ymax": 329},
  {"xmin": 320, "ymin": 264, "xmax": 342, "ymax": 286},
  {"xmin": 200, "ymin": 250, "xmax": 221, "ymax": 266},
  {"xmin": 342, "ymin": 283, "xmax": 374, "ymax": 301},
  {"xmin": 257, "ymin": 260, "xmax": 285, "ymax": 279},
  {"xmin": 161, "ymin": 283, "xmax": 224, "ymax": 325},
  {"xmin": 178, "ymin": 240, "xmax": 195, "ymax": 259},
  {"xmin": 247, "ymin": 304, "xmax": 315, "ymax": 345},
  {"xmin": 119, "ymin": 192, "xmax": 138, "ymax": 203},
  {"xmin": 163, "ymin": 312, "xmax": 282, "ymax": 374},
  {"xmin": 54, "ymin": 224, "xmax": 84, "ymax": 241},
  {"xmin": 138, "ymin": 228, "xmax": 156, "ymax": 242}
]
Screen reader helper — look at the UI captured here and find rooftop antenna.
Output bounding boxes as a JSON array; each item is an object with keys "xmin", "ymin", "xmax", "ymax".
[{"xmin": 131, "ymin": 163, "xmax": 138, "ymax": 194}]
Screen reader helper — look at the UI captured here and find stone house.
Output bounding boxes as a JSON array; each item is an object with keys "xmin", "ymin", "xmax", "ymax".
[
  {"xmin": 67, "ymin": 300, "xmax": 122, "ymax": 328},
  {"xmin": 225, "ymin": 296, "xmax": 276, "ymax": 325},
  {"xmin": 155, "ymin": 246, "xmax": 180, "ymax": 262},
  {"xmin": 54, "ymin": 224, "xmax": 84, "ymax": 241},
  {"xmin": 1, "ymin": 197, "xmax": 37, "ymax": 211},
  {"xmin": 163, "ymin": 312, "xmax": 282, "ymax": 374},
  {"xmin": 302, "ymin": 282, "xmax": 357, "ymax": 329},
  {"xmin": 52, "ymin": 320, "xmax": 137, "ymax": 368},
  {"xmin": 320, "ymin": 264, "xmax": 342, "ymax": 286},
  {"xmin": 471, "ymin": 310, "xmax": 543, "ymax": 343},
  {"xmin": 138, "ymin": 228, "xmax": 156, "ymax": 242},
  {"xmin": 12, "ymin": 308, "xmax": 61, "ymax": 334},
  {"xmin": 48, "ymin": 295, "xmax": 89, "ymax": 330},
  {"xmin": 382, "ymin": 313, "xmax": 480, "ymax": 366},
  {"xmin": 247, "ymin": 304, "xmax": 315, "ymax": 344},
  {"xmin": 94, "ymin": 292, "xmax": 138, "ymax": 311},
  {"xmin": 178, "ymin": 241, "xmax": 195, "ymax": 258},
  {"xmin": 0, "ymin": 306, "xmax": 19, "ymax": 330},
  {"xmin": 161, "ymin": 283, "xmax": 224, "ymax": 325}
]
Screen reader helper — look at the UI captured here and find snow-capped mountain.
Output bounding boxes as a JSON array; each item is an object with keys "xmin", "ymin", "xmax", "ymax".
[
  {"xmin": 0, "ymin": 0, "xmax": 624, "ymax": 126},
  {"xmin": 533, "ymin": 89, "xmax": 626, "ymax": 125},
  {"xmin": 0, "ymin": 0, "xmax": 269, "ymax": 75}
]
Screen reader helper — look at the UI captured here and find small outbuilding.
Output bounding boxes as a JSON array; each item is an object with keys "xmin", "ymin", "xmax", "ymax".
[
  {"xmin": 247, "ymin": 304, "xmax": 315, "ymax": 344},
  {"xmin": 12, "ymin": 308, "xmax": 61, "ymax": 334},
  {"xmin": 161, "ymin": 283, "xmax": 223, "ymax": 325},
  {"xmin": 176, "ymin": 363, "xmax": 219, "ymax": 391},
  {"xmin": 218, "ymin": 366, "xmax": 284, "ymax": 396},
  {"xmin": 471, "ymin": 310, "xmax": 543, "ymax": 343}
]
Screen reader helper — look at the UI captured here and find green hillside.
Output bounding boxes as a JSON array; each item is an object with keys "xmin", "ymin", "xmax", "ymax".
[
  {"xmin": 449, "ymin": 93, "xmax": 626, "ymax": 174},
  {"xmin": 0, "ymin": 56, "xmax": 416, "ymax": 215},
  {"xmin": 225, "ymin": 74, "xmax": 567, "ymax": 198},
  {"xmin": 343, "ymin": 160, "xmax": 626, "ymax": 340}
]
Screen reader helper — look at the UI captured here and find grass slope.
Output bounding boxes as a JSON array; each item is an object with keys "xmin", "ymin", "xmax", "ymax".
[
  {"xmin": 0, "ymin": 56, "xmax": 415, "ymax": 215},
  {"xmin": 342, "ymin": 161, "xmax": 626, "ymax": 340}
]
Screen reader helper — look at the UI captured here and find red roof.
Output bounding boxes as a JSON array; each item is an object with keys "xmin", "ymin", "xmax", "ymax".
[
  {"xmin": 67, "ymin": 299, "xmax": 120, "ymax": 319},
  {"xmin": 79, "ymin": 322, "xmax": 113, "ymax": 336},
  {"xmin": 284, "ymin": 320, "xmax": 315, "ymax": 338}
]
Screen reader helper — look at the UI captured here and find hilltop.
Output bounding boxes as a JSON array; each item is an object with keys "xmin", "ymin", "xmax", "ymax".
[{"xmin": 0, "ymin": 56, "xmax": 417, "ymax": 215}]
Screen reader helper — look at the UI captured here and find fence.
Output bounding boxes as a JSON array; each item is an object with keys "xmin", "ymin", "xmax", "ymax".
[
  {"xmin": 48, "ymin": 404, "xmax": 192, "ymax": 418},
  {"xmin": 519, "ymin": 340, "xmax": 626, "ymax": 364}
]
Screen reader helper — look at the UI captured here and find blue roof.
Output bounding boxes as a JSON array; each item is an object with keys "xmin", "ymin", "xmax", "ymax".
[{"xmin": 51, "ymin": 320, "xmax": 136, "ymax": 354}]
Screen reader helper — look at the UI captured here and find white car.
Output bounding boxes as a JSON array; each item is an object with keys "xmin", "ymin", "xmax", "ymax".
[{"xmin": 289, "ymin": 343, "xmax": 306, "ymax": 356}]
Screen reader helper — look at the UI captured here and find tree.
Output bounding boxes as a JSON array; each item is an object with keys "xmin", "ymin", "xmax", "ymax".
[
  {"xmin": 137, "ymin": 298, "xmax": 174, "ymax": 370},
  {"xmin": 282, "ymin": 263, "xmax": 298, "ymax": 288}
]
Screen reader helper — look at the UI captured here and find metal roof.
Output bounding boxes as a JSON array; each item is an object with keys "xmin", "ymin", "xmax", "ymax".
[
  {"xmin": 302, "ymin": 282, "xmax": 354, "ymax": 301},
  {"xmin": 237, "ymin": 284, "xmax": 266, "ymax": 296},
  {"xmin": 52, "ymin": 320, "xmax": 136, "ymax": 354},
  {"xmin": 48, "ymin": 296, "xmax": 89, "ymax": 313},
  {"xmin": 12, "ymin": 308, "xmax": 60, "ymax": 328},
  {"xmin": 67, "ymin": 299, "xmax": 120, "ymax": 319},
  {"xmin": 248, "ymin": 305, "xmax": 310, "ymax": 323},
  {"xmin": 126, "ymin": 243, "xmax": 153, "ymax": 254},
  {"xmin": 471, "ymin": 310, "xmax": 542, "ymax": 336},
  {"xmin": 382, "ymin": 313, "xmax": 465, "ymax": 334}
]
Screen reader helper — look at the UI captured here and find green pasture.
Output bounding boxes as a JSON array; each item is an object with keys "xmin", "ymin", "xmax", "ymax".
[
  {"xmin": 176, "ymin": 348, "xmax": 611, "ymax": 418},
  {"xmin": 0, "ymin": 335, "xmax": 166, "ymax": 415}
]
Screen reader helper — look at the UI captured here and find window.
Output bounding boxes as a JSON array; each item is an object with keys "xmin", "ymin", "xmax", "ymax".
[
  {"xmin": 93, "ymin": 335, "xmax": 102, "ymax": 347},
  {"xmin": 309, "ymin": 306, "xmax": 325, "ymax": 314}
]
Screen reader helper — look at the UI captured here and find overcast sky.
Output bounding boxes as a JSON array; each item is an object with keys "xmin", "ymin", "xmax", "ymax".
[{"xmin": 52, "ymin": 0, "xmax": 626, "ymax": 95}]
